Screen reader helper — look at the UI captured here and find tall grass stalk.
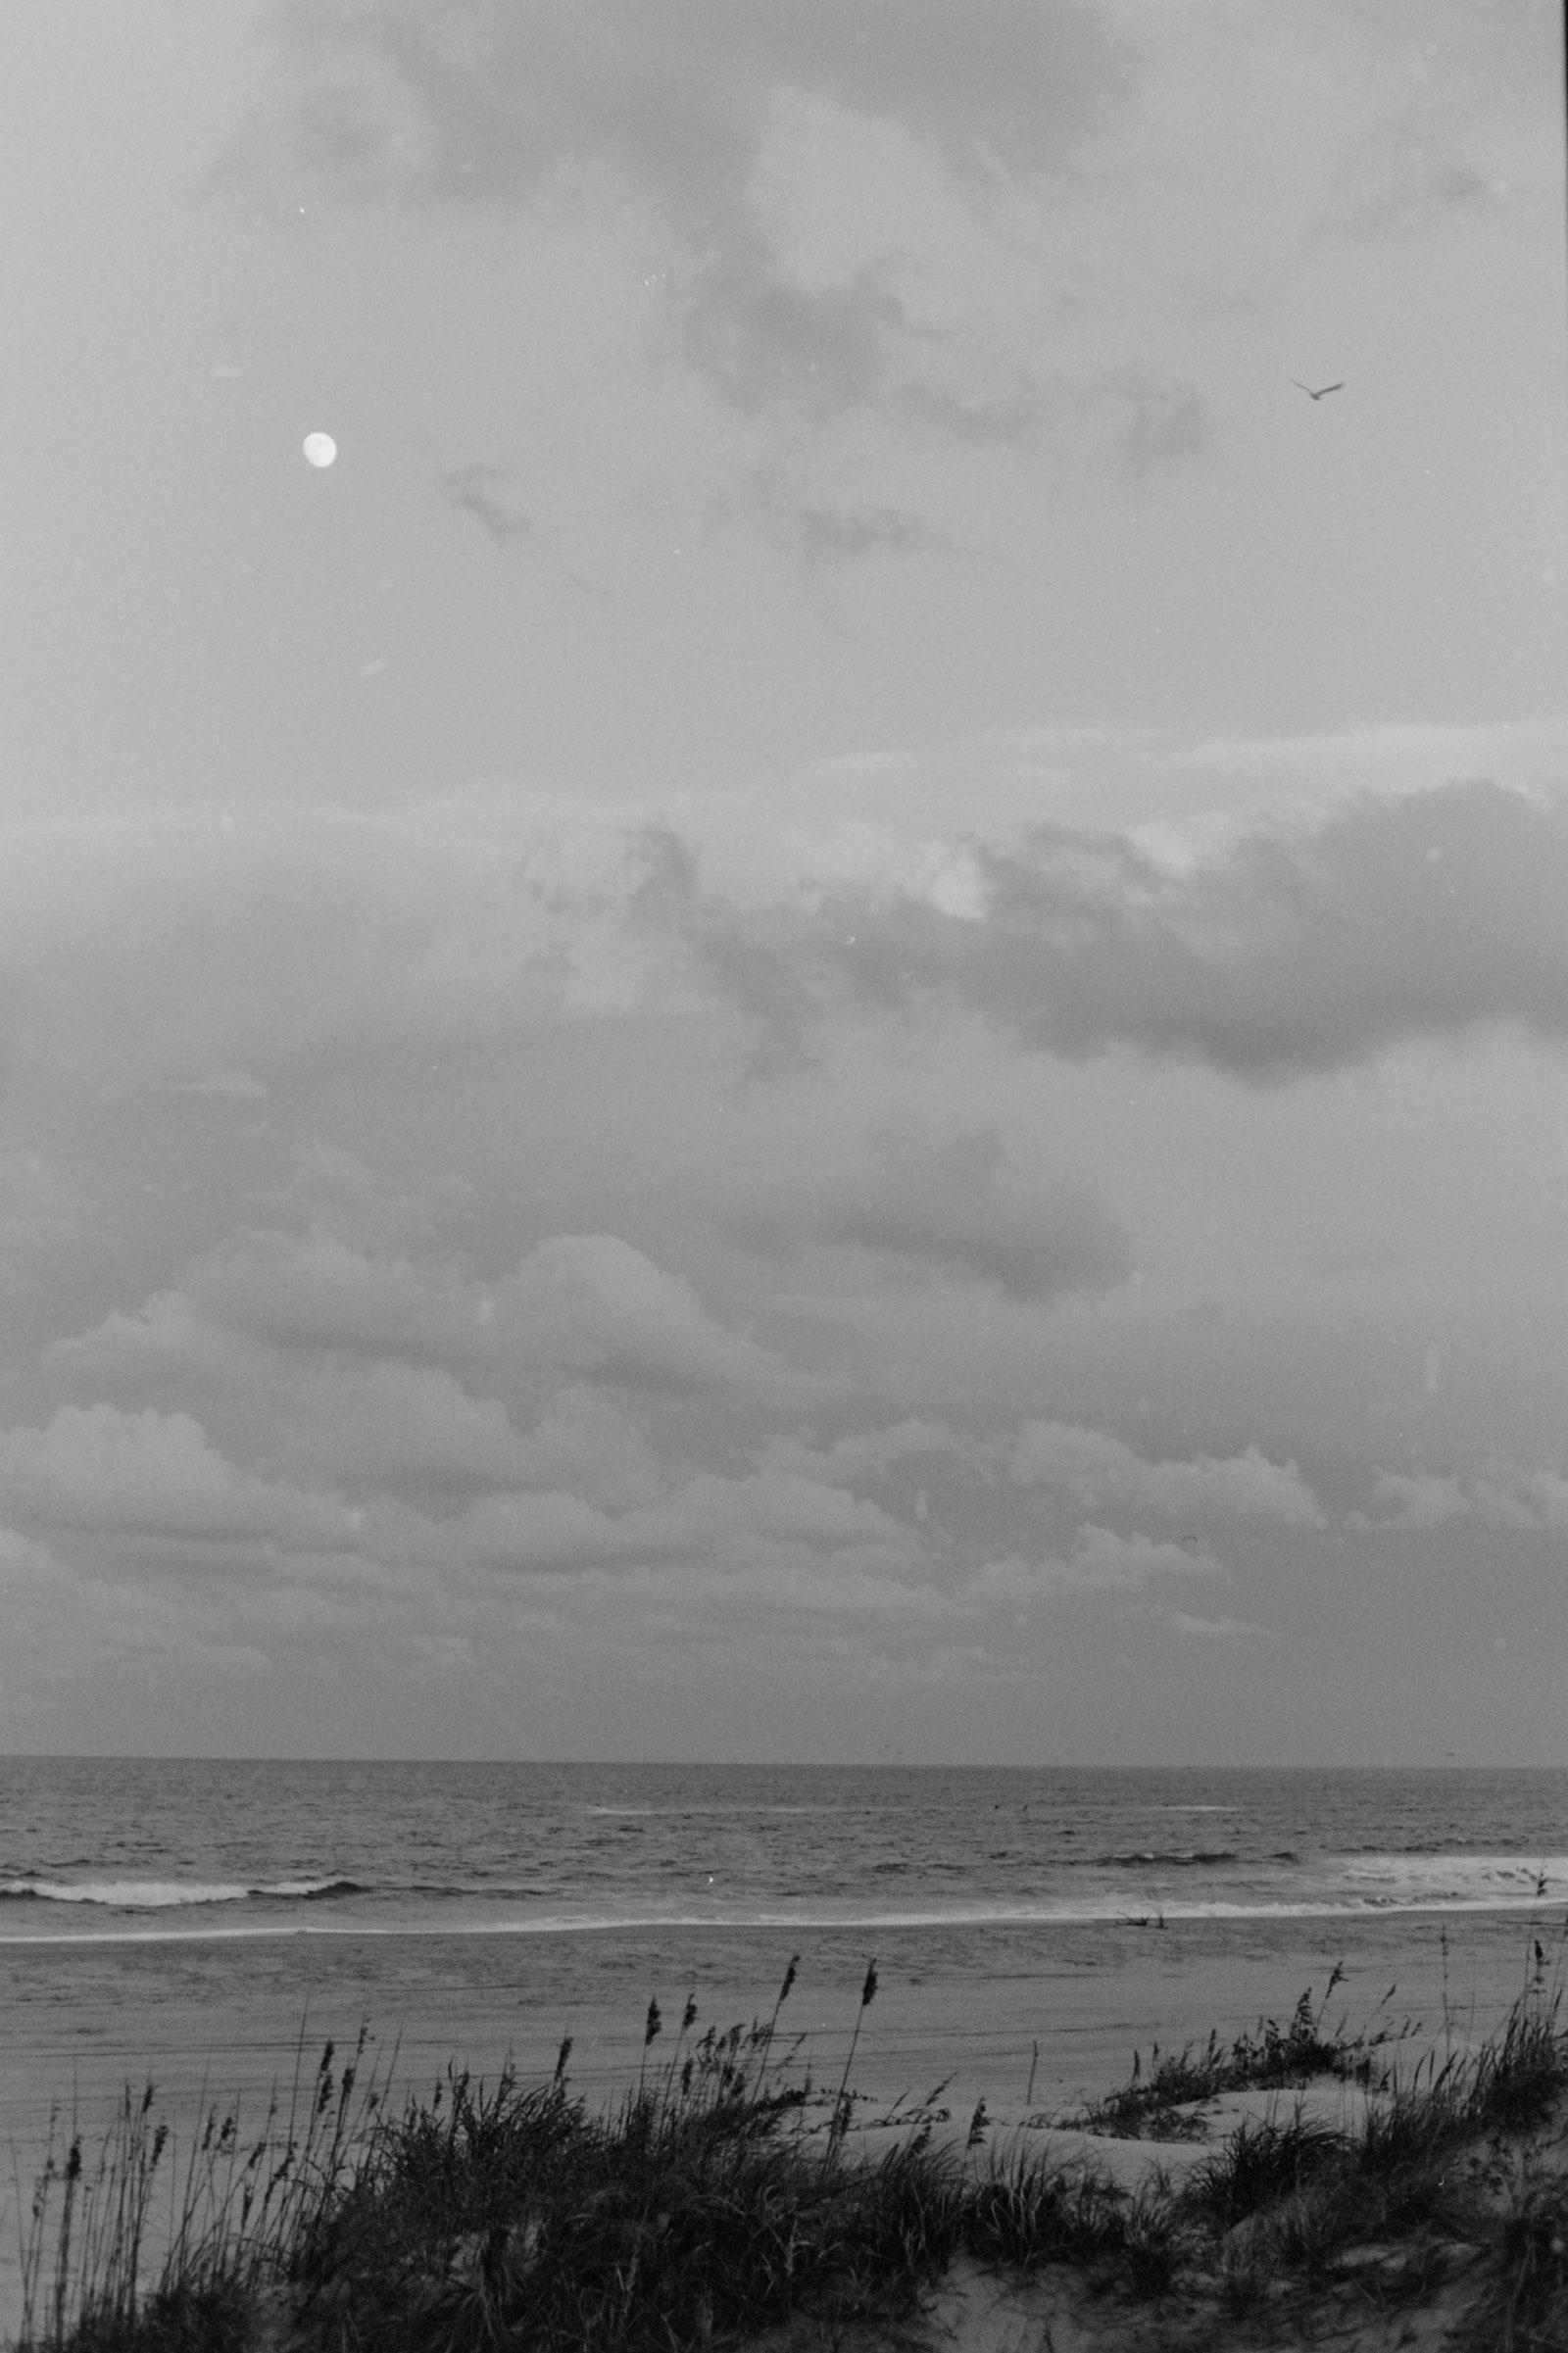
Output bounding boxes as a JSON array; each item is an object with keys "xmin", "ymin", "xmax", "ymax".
[
  {"xmin": 14, "ymin": 2022, "xmax": 392, "ymax": 2352},
  {"xmin": 825, "ymin": 1960, "xmax": 878, "ymax": 2162}
]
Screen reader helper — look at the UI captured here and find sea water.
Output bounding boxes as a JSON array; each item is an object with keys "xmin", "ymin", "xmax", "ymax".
[
  {"xmin": 10, "ymin": 1760, "xmax": 1568, "ymax": 1941},
  {"xmin": 2, "ymin": 1758, "xmax": 1565, "ymax": 2330}
]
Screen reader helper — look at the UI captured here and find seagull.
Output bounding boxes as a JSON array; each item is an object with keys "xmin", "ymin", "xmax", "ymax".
[{"xmin": 1290, "ymin": 378, "xmax": 1344, "ymax": 401}]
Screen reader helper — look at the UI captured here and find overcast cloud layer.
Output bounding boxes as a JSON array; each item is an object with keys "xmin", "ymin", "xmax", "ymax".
[{"xmin": 1, "ymin": 1, "xmax": 1566, "ymax": 1761}]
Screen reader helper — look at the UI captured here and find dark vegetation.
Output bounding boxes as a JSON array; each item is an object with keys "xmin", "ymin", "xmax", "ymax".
[
  {"xmin": 1062, "ymin": 1963, "xmax": 1410, "ymax": 2139},
  {"xmin": 11, "ymin": 1946, "xmax": 1568, "ymax": 2351}
]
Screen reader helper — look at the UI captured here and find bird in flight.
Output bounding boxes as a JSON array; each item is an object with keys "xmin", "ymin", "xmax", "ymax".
[{"xmin": 1290, "ymin": 378, "xmax": 1344, "ymax": 401}]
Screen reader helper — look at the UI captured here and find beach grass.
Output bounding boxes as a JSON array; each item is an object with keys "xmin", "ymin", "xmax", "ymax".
[
  {"xmin": 11, "ymin": 1951, "xmax": 1568, "ymax": 2352},
  {"xmin": 1060, "ymin": 1963, "xmax": 1415, "ymax": 2139}
]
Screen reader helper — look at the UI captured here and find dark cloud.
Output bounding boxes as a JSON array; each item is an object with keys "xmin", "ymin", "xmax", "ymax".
[
  {"xmin": 1335, "ymin": 152, "xmax": 1502, "ymax": 242},
  {"xmin": 730, "ymin": 1117, "xmax": 1126, "ymax": 1301},
  {"xmin": 244, "ymin": 2, "xmax": 1176, "ymax": 460},
  {"xmin": 437, "ymin": 462, "xmax": 533, "ymax": 547},
  {"xmin": 671, "ymin": 233, "xmax": 1050, "ymax": 444},
  {"xmin": 707, "ymin": 464, "xmax": 953, "ymax": 565},
  {"xmin": 654, "ymin": 782, "xmax": 1568, "ymax": 1080},
  {"xmin": 679, "ymin": 238, "xmax": 909, "ymax": 421},
  {"xmin": 266, "ymin": 0, "xmax": 1125, "ymax": 211},
  {"xmin": 1069, "ymin": 364, "xmax": 1213, "ymax": 481},
  {"xmin": 787, "ymin": 502, "xmax": 949, "ymax": 564},
  {"xmin": 674, "ymin": 0, "xmax": 1126, "ymax": 168}
]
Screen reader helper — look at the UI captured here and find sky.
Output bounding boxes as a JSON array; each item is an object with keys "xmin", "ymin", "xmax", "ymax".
[{"xmin": 2, "ymin": 0, "xmax": 1567, "ymax": 1763}]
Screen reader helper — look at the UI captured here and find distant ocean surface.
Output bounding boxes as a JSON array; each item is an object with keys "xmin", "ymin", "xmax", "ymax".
[
  {"xmin": 6, "ymin": 1760, "xmax": 1568, "ymax": 1940},
  {"xmin": 3, "ymin": 1759, "xmax": 1566, "ymax": 2307}
]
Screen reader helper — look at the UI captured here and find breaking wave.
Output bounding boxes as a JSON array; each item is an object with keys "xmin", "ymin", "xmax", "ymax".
[
  {"xmin": 0, "ymin": 1877, "xmax": 364, "ymax": 1909},
  {"xmin": 1089, "ymin": 1849, "xmax": 1240, "ymax": 1867}
]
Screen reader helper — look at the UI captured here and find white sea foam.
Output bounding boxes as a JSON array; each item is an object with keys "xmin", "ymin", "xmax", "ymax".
[
  {"xmin": 1333, "ymin": 1854, "xmax": 1568, "ymax": 1900},
  {"xmin": 4, "ymin": 1867, "xmax": 1568, "ymax": 1946},
  {"xmin": 0, "ymin": 1877, "xmax": 353, "ymax": 1908}
]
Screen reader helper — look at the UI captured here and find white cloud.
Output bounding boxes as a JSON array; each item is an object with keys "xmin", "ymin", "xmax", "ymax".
[
  {"xmin": 1356, "ymin": 1461, "xmax": 1568, "ymax": 1535},
  {"xmin": 286, "ymin": 1364, "xmax": 537, "ymax": 1493},
  {"xmin": 502, "ymin": 1235, "xmax": 793, "ymax": 1393},
  {"xmin": 0, "ymin": 1406, "xmax": 354, "ymax": 1549},
  {"xmin": 1008, "ymin": 1422, "xmax": 1322, "ymax": 1527},
  {"xmin": 1364, "ymin": 1470, "xmax": 1467, "ymax": 1528},
  {"xmin": 47, "ymin": 1294, "xmax": 269, "ymax": 1393},
  {"xmin": 0, "ymin": 801, "xmax": 684, "ymax": 1099},
  {"xmin": 764, "ymin": 1420, "xmax": 962, "ymax": 1486},
  {"xmin": 969, "ymin": 1525, "xmax": 1223, "ymax": 1603},
  {"xmin": 1160, "ymin": 1610, "xmax": 1277, "ymax": 1642},
  {"xmin": 182, "ymin": 1228, "xmax": 475, "ymax": 1357},
  {"xmin": 499, "ymin": 1389, "xmax": 668, "ymax": 1512},
  {"xmin": 1472, "ymin": 1461, "xmax": 1568, "ymax": 1532},
  {"xmin": 450, "ymin": 1464, "xmax": 912, "ymax": 1579},
  {"xmin": 61, "ymin": 1228, "xmax": 792, "ymax": 1399},
  {"xmin": 731, "ymin": 1114, "xmax": 1126, "ymax": 1301},
  {"xmin": 443, "ymin": 1488, "xmax": 655, "ymax": 1574},
  {"xmin": 0, "ymin": 1525, "xmax": 69, "ymax": 1592}
]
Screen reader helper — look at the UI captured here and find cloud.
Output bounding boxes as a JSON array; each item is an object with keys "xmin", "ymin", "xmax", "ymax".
[
  {"xmin": 1354, "ymin": 1461, "xmax": 1568, "ymax": 1536},
  {"xmin": 249, "ymin": 1141, "xmax": 470, "ymax": 1252},
  {"xmin": 49, "ymin": 1293, "xmax": 271, "ymax": 1395},
  {"xmin": 236, "ymin": 0, "xmax": 1204, "ymax": 477},
  {"xmin": 0, "ymin": 802, "xmax": 622, "ymax": 1094},
  {"xmin": 1363, "ymin": 1470, "xmax": 1467, "ymax": 1529},
  {"xmin": 444, "ymin": 1486, "xmax": 655, "ymax": 1574},
  {"xmin": 0, "ymin": 1524, "xmax": 71, "ymax": 1593},
  {"xmin": 765, "ymin": 1420, "xmax": 962, "ymax": 1487},
  {"xmin": 664, "ymin": 780, "xmax": 1568, "ymax": 1080},
  {"xmin": 1160, "ymin": 1609, "xmax": 1277, "ymax": 1642},
  {"xmin": 59, "ymin": 1229, "xmax": 793, "ymax": 1398},
  {"xmin": 709, "ymin": 467, "xmax": 953, "ymax": 566},
  {"xmin": 1320, "ymin": 16, "xmax": 1548, "ymax": 251},
  {"xmin": 731, "ymin": 1116, "xmax": 1126, "ymax": 1301},
  {"xmin": 678, "ymin": 237, "xmax": 912, "ymax": 423},
  {"xmin": 112, "ymin": 1361, "xmax": 667, "ymax": 1515},
  {"xmin": 0, "ymin": 1405, "xmax": 353, "ymax": 1548},
  {"xmin": 11, "ymin": 776, "xmax": 1566, "ymax": 1139},
  {"xmin": 503, "ymin": 1234, "xmax": 795, "ymax": 1392},
  {"xmin": 1009, "ymin": 1422, "xmax": 1324, "ymax": 1526},
  {"xmin": 262, "ymin": 0, "xmax": 1124, "ymax": 219},
  {"xmin": 780, "ymin": 501, "xmax": 949, "ymax": 564},
  {"xmin": 437, "ymin": 463, "xmax": 533, "ymax": 547},
  {"xmin": 286, "ymin": 1363, "xmax": 539, "ymax": 1494},
  {"xmin": 176, "ymin": 1228, "xmax": 478, "ymax": 1359},
  {"xmin": 972, "ymin": 1525, "xmax": 1224, "ymax": 1602},
  {"xmin": 496, "ymin": 1388, "xmax": 667, "ymax": 1512},
  {"xmin": 1053, "ymin": 363, "xmax": 1212, "ymax": 482},
  {"xmin": 447, "ymin": 1463, "xmax": 919, "ymax": 1583},
  {"xmin": 1471, "ymin": 1461, "xmax": 1568, "ymax": 1533}
]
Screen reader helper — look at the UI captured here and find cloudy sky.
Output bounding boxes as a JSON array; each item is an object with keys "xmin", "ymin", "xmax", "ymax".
[{"xmin": 2, "ymin": 0, "xmax": 1566, "ymax": 1762}]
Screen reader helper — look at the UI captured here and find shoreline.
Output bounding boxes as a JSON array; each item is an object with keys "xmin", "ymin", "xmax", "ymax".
[{"xmin": 8, "ymin": 1887, "xmax": 1568, "ymax": 1948}]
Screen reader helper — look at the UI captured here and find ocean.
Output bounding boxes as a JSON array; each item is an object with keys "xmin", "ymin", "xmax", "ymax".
[{"xmin": 3, "ymin": 1760, "xmax": 1565, "ymax": 2330}]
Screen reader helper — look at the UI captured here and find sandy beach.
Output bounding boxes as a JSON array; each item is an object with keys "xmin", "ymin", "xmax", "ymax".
[
  {"xmin": 5, "ymin": 1907, "xmax": 1560, "ymax": 2348},
  {"xmin": 4, "ymin": 1905, "xmax": 1548, "ymax": 2132},
  {"xmin": 9, "ymin": 1932, "xmax": 1568, "ymax": 2352}
]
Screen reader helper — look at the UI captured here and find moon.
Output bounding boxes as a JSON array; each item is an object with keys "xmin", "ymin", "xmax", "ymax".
[{"xmin": 302, "ymin": 431, "xmax": 338, "ymax": 468}]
